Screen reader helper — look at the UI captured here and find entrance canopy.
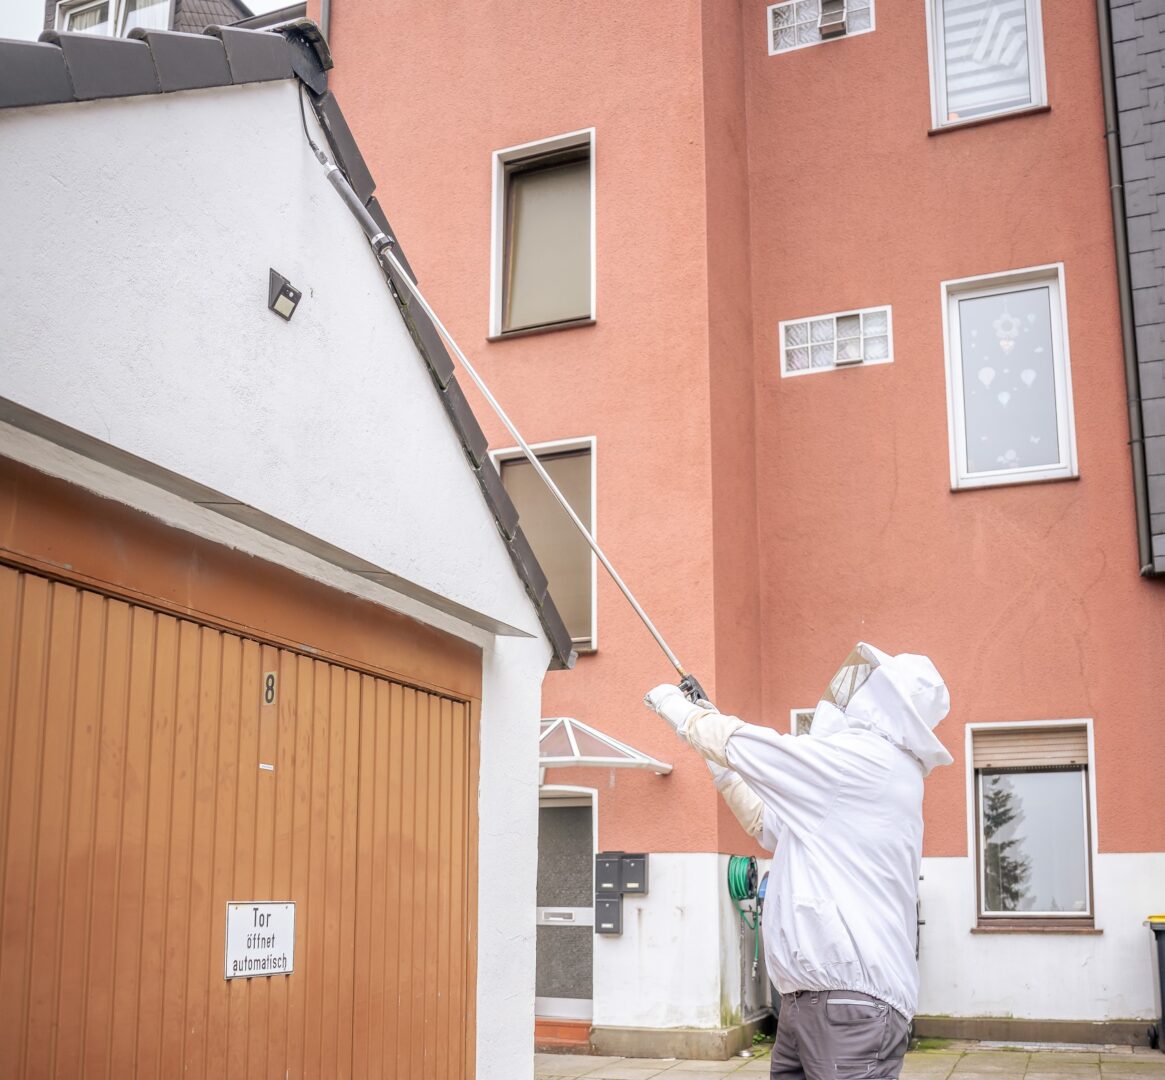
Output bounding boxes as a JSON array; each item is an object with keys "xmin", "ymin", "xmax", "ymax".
[{"xmin": 539, "ymin": 717, "xmax": 672, "ymax": 775}]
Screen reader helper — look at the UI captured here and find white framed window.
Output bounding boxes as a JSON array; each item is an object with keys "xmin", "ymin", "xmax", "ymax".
[
  {"xmin": 489, "ymin": 130, "xmax": 595, "ymax": 339},
  {"xmin": 56, "ymin": 0, "xmax": 170, "ymax": 34},
  {"xmin": 492, "ymin": 438, "xmax": 597, "ymax": 652},
  {"xmin": 790, "ymin": 708, "xmax": 815, "ymax": 735},
  {"xmin": 967, "ymin": 722, "xmax": 1094, "ymax": 927},
  {"xmin": 769, "ymin": 0, "xmax": 875, "ymax": 56},
  {"xmin": 926, "ymin": 0, "xmax": 1047, "ymax": 128},
  {"xmin": 942, "ymin": 264, "xmax": 1077, "ymax": 490},
  {"xmin": 779, "ymin": 305, "xmax": 892, "ymax": 377}
]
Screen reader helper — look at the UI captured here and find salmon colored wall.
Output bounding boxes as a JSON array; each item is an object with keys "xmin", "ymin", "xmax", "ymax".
[
  {"xmin": 328, "ymin": 1, "xmax": 1165, "ymax": 857},
  {"xmin": 327, "ymin": 1, "xmax": 727, "ymax": 853},
  {"xmin": 742, "ymin": 0, "xmax": 1165, "ymax": 855}
]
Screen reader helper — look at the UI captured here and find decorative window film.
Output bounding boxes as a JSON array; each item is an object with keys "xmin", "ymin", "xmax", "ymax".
[
  {"xmin": 943, "ymin": 266, "xmax": 1076, "ymax": 489},
  {"xmin": 929, "ymin": 0, "xmax": 1046, "ymax": 126},
  {"xmin": 791, "ymin": 709, "xmax": 815, "ymax": 736},
  {"xmin": 779, "ymin": 306, "xmax": 892, "ymax": 376},
  {"xmin": 769, "ymin": 0, "xmax": 875, "ymax": 54},
  {"xmin": 491, "ymin": 130, "xmax": 595, "ymax": 337},
  {"xmin": 499, "ymin": 445, "xmax": 595, "ymax": 650},
  {"xmin": 971, "ymin": 725, "xmax": 1092, "ymax": 924}
]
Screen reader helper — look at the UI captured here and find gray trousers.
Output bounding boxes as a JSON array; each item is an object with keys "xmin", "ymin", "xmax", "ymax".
[{"xmin": 770, "ymin": 989, "xmax": 910, "ymax": 1080}]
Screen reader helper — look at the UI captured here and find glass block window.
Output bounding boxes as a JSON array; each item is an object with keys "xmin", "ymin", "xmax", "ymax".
[
  {"xmin": 791, "ymin": 709, "xmax": 816, "ymax": 736},
  {"xmin": 779, "ymin": 305, "xmax": 892, "ymax": 377},
  {"xmin": 929, "ymin": 0, "xmax": 1046, "ymax": 127},
  {"xmin": 943, "ymin": 266, "xmax": 1077, "ymax": 489},
  {"xmin": 769, "ymin": 0, "xmax": 875, "ymax": 55}
]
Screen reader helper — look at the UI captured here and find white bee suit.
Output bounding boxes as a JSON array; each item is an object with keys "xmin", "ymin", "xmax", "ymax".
[{"xmin": 646, "ymin": 646, "xmax": 953, "ymax": 1021}]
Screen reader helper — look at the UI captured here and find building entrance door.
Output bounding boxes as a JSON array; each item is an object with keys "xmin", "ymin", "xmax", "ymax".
[{"xmin": 535, "ymin": 795, "xmax": 594, "ymax": 1020}]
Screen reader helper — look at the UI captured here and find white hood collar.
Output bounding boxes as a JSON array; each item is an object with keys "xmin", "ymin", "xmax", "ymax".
[{"xmin": 809, "ymin": 644, "xmax": 954, "ymax": 776}]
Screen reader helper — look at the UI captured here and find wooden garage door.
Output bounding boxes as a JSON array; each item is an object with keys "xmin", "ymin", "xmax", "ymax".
[{"xmin": 0, "ymin": 565, "xmax": 478, "ymax": 1079}]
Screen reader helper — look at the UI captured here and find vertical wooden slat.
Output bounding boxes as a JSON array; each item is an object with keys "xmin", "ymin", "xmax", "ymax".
[
  {"xmin": 53, "ymin": 589, "xmax": 106, "ymax": 1077},
  {"xmin": 182, "ymin": 626, "xmax": 223, "ymax": 1080},
  {"xmin": 352, "ymin": 675, "xmax": 376, "ymax": 1077},
  {"xmin": 247, "ymin": 644, "xmax": 279, "ymax": 1080},
  {"xmin": 135, "ymin": 613, "xmax": 180, "ymax": 1076},
  {"xmin": 337, "ymin": 669, "xmax": 361, "ymax": 1078},
  {"xmin": 0, "ymin": 566, "xmax": 27, "ymax": 1080},
  {"xmin": 228, "ymin": 639, "xmax": 262, "ymax": 1079},
  {"xmin": 367, "ymin": 679, "xmax": 390, "ymax": 1075},
  {"xmin": 265, "ymin": 647, "xmax": 296, "ymax": 1080},
  {"xmin": 284, "ymin": 654, "xmax": 315, "ymax": 1076},
  {"xmin": 422, "ymin": 694, "xmax": 442, "ymax": 1069},
  {"xmin": 319, "ymin": 665, "xmax": 345, "ymax": 1071},
  {"xmin": 26, "ymin": 583, "xmax": 79, "ymax": 1077},
  {"xmin": 381, "ymin": 681, "xmax": 405, "ymax": 1077},
  {"xmin": 448, "ymin": 700, "xmax": 468, "ymax": 1080},
  {"xmin": 435, "ymin": 697, "xmax": 454, "ymax": 1080},
  {"xmin": 465, "ymin": 700, "xmax": 481, "ymax": 1080},
  {"xmin": 204, "ymin": 632, "xmax": 243, "ymax": 1080},
  {"xmin": 395, "ymin": 687, "xmax": 418, "ymax": 1079},
  {"xmin": 108, "ymin": 605, "xmax": 157, "ymax": 1077},
  {"xmin": 302, "ymin": 660, "xmax": 331, "ymax": 1080},
  {"xmin": 158, "ymin": 619, "xmax": 201, "ymax": 1075},
  {"xmin": 82, "ymin": 597, "xmax": 132, "ymax": 1079},
  {"xmin": 409, "ymin": 689, "xmax": 433, "ymax": 1073}
]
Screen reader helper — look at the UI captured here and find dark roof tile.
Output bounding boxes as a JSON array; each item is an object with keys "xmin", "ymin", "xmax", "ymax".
[
  {"xmin": 39, "ymin": 31, "xmax": 159, "ymax": 100},
  {"xmin": 0, "ymin": 39, "xmax": 73, "ymax": 109},
  {"xmin": 128, "ymin": 29, "xmax": 231, "ymax": 92},
  {"xmin": 281, "ymin": 18, "xmax": 329, "ymax": 94},
  {"xmin": 174, "ymin": 0, "xmax": 251, "ymax": 34},
  {"xmin": 476, "ymin": 461, "xmax": 519, "ymax": 541},
  {"xmin": 310, "ymin": 90, "xmax": 375, "ymax": 204},
  {"xmin": 439, "ymin": 377, "xmax": 490, "ymax": 469},
  {"xmin": 206, "ymin": 25, "xmax": 293, "ymax": 83},
  {"xmin": 536, "ymin": 597, "xmax": 577, "ymax": 671},
  {"xmin": 508, "ymin": 528, "xmax": 549, "ymax": 607},
  {"xmin": 405, "ymin": 303, "xmax": 455, "ymax": 390}
]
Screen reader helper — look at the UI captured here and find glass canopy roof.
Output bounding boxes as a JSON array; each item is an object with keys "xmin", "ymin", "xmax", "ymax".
[{"xmin": 538, "ymin": 717, "xmax": 672, "ymax": 775}]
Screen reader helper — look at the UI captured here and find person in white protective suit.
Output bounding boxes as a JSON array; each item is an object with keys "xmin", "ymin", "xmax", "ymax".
[{"xmin": 644, "ymin": 643, "xmax": 953, "ymax": 1080}]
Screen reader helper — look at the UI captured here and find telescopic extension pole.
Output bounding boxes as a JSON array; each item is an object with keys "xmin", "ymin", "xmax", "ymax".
[{"xmin": 307, "ymin": 121, "xmax": 706, "ymax": 700}]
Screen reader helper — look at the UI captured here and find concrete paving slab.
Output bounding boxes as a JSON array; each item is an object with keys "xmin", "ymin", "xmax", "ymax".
[
  {"xmin": 536, "ymin": 1054, "xmax": 622, "ymax": 1073},
  {"xmin": 953, "ymin": 1052, "xmax": 1031, "ymax": 1073},
  {"xmin": 667, "ymin": 1061, "xmax": 749, "ymax": 1073},
  {"xmin": 1025, "ymin": 1071, "xmax": 1102, "ymax": 1080},
  {"xmin": 583, "ymin": 1068, "xmax": 684, "ymax": 1080}
]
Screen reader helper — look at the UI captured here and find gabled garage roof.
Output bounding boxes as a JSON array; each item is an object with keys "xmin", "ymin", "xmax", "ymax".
[{"xmin": 0, "ymin": 20, "xmax": 576, "ymax": 671}]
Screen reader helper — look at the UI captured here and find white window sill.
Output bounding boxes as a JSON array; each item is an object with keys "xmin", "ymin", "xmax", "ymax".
[
  {"xmin": 951, "ymin": 470, "xmax": 1079, "ymax": 493},
  {"xmin": 929, "ymin": 105, "xmax": 1051, "ymax": 136},
  {"xmin": 488, "ymin": 317, "xmax": 595, "ymax": 342}
]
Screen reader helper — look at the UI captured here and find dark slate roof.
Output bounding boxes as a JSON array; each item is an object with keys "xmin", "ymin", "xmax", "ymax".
[
  {"xmin": 0, "ymin": 21, "xmax": 576, "ymax": 670},
  {"xmin": 1110, "ymin": 0, "xmax": 1165, "ymax": 573}
]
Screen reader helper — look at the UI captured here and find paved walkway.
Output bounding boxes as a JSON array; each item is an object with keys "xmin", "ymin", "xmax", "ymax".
[{"xmin": 535, "ymin": 1044, "xmax": 1165, "ymax": 1080}]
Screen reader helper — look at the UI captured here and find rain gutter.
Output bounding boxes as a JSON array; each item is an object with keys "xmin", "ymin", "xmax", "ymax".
[{"xmin": 1095, "ymin": 0, "xmax": 1155, "ymax": 575}]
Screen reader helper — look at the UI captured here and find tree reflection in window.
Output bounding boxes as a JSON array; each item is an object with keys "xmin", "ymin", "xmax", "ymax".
[{"xmin": 982, "ymin": 773, "xmax": 1032, "ymax": 911}]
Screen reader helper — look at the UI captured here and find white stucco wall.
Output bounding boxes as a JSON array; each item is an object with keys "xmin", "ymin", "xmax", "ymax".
[
  {"xmin": 919, "ymin": 853, "xmax": 1165, "ymax": 1021},
  {"xmin": 592, "ymin": 852, "xmax": 769, "ymax": 1032},
  {"xmin": 0, "ymin": 80, "xmax": 537, "ymax": 638},
  {"xmin": 0, "ymin": 82, "xmax": 553, "ymax": 1080}
]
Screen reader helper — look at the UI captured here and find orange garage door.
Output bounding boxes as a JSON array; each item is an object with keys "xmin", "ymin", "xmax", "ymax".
[{"xmin": 0, "ymin": 565, "xmax": 478, "ymax": 1079}]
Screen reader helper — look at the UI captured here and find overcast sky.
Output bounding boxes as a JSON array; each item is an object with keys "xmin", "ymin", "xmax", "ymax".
[{"xmin": 0, "ymin": 0, "xmax": 292, "ymax": 40}]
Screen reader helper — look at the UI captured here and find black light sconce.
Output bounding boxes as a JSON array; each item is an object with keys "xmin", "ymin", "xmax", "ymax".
[{"xmin": 268, "ymin": 269, "xmax": 302, "ymax": 321}]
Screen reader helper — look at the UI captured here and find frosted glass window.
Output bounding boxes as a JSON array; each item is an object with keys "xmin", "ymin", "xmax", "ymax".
[
  {"xmin": 66, "ymin": 1, "xmax": 111, "ymax": 33},
  {"xmin": 121, "ymin": 0, "xmax": 169, "ymax": 33},
  {"xmin": 501, "ymin": 449, "xmax": 593, "ymax": 647},
  {"xmin": 932, "ymin": 0, "xmax": 1045, "ymax": 125},
  {"xmin": 978, "ymin": 769, "xmax": 1089, "ymax": 916},
  {"xmin": 945, "ymin": 269, "xmax": 1076, "ymax": 488},
  {"xmin": 503, "ymin": 153, "xmax": 591, "ymax": 333},
  {"xmin": 780, "ymin": 305, "xmax": 892, "ymax": 376},
  {"xmin": 769, "ymin": 0, "xmax": 875, "ymax": 54}
]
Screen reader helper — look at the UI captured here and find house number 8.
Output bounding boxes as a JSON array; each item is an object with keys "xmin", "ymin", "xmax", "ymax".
[{"xmin": 263, "ymin": 673, "xmax": 277, "ymax": 705}]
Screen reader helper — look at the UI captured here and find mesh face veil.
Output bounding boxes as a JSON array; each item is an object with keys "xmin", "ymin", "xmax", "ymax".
[{"xmin": 822, "ymin": 643, "xmax": 883, "ymax": 711}]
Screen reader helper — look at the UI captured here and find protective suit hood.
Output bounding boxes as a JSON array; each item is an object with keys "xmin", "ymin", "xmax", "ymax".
[{"xmin": 809, "ymin": 643, "xmax": 954, "ymax": 776}]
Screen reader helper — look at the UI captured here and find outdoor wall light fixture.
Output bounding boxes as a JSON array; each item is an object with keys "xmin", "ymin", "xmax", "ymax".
[{"xmin": 268, "ymin": 269, "xmax": 302, "ymax": 321}]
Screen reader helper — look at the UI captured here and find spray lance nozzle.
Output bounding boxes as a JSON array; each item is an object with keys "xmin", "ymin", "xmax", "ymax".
[{"xmin": 678, "ymin": 673, "xmax": 710, "ymax": 707}]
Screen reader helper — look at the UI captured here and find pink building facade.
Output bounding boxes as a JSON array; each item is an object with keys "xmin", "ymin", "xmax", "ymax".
[{"xmin": 319, "ymin": 0, "xmax": 1165, "ymax": 1058}]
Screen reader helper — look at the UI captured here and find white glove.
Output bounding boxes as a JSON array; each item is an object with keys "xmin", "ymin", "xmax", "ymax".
[{"xmin": 644, "ymin": 684, "xmax": 704, "ymax": 734}]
